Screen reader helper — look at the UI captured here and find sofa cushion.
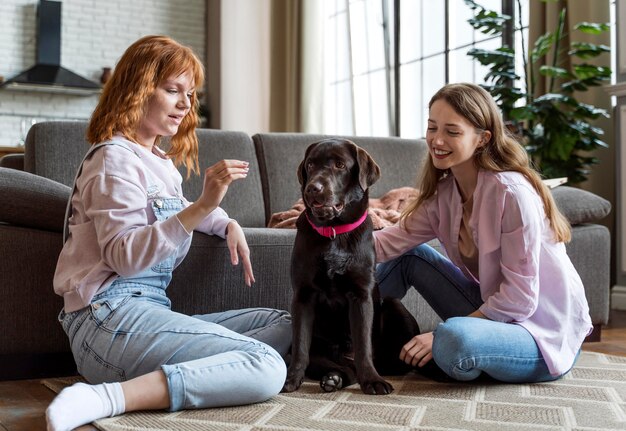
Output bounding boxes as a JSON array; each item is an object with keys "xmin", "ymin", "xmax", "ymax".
[
  {"xmin": 24, "ymin": 121, "xmax": 90, "ymax": 186},
  {"xmin": 551, "ymin": 186, "xmax": 611, "ymax": 225},
  {"xmin": 178, "ymin": 129, "xmax": 266, "ymax": 227},
  {"xmin": 0, "ymin": 168, "xmax": 70, "ymax": 232}
]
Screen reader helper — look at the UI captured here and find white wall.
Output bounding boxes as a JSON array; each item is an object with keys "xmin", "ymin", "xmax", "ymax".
[
  {"xmin": 219, "ymin": 0, "xmax": 271, "ymax": 134},
  {"xmin": 0, "ymin": 0, "xmax": 206, "ymax": 147}
]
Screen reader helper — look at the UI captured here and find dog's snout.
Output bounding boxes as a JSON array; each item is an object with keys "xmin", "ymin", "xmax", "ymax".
[{"xmin": 306, "ymin": 182, "xmax": 323, "ymax": 195}]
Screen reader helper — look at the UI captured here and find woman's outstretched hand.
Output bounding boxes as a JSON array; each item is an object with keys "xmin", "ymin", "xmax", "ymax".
[
  {"xmin": 177, "ymin": 160, "xmax": 249, "ymax": 233},
  {"xmin": 225, "ymin": 221, "xmax": 255, "ymax": 287},
  {"xmin": 197, "ymin": 160, "xmax": 249, "ymax": 213},
  {"xmin": 400, "ymin": 331, "xmax": 434, "ymax": 367}
]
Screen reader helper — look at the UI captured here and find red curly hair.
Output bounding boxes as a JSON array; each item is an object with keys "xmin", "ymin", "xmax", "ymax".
[{"xmin": 87, "ymin": 35, "xmax": 205, "ymax": 177}]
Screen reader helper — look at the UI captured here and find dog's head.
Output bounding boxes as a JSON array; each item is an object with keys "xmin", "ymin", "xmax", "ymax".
[{"xmin": 297, "ymin": 139, "xmax": 380, "ymax": 221}]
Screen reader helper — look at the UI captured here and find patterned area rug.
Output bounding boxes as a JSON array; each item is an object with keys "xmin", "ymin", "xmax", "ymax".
[{"xmin": 42, "ymin": 351, "xmax": 626, "ymax": 431}]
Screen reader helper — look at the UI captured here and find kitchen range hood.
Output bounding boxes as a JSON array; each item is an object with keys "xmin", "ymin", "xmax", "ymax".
[{"xmin": 1, "ymin": 0, "xmax": 101, "ymax": 96}]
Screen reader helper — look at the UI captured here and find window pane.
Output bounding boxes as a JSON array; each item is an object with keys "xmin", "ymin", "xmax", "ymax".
[
  {"xmin": 326, "ymin": 9, "xmax": 351, "ymax": 82},
  {"xmin": 400, "ymin": 62, "xmax": 422, "ymax": 138},
  {"xmin": 399, "ymin": 0, "xmax": 421, "ymax": 63},
  {"xmin": 353, "ymin": 70, "xmax": 390, "ymax": 136},
  {"xmin": 449, "ymin": 0, "xmax": 475, "ymax": 50},
  {"xmin": 449, "ymin": 47, "xmax": 476, "ymax": 83},
  {"xmin": 370, "ymin": 69, "xmax": 391, "ymax": 136},
  {"xmin": 365, "ymin": 0, "xmax": 386, "ymax": 71},
  {"xmin": 422, "ymin": 1, "xmax": 445, "ymax": 57},
  {"xmin": 349, "ymin": 1, "xmax": 368, "ymax": 76},
  {"xmin": 349, "ymin": 0, "xmax": 386, "ymax": 75},
  {"xmin": 326, "ymin": 80, "xmax": 354, "ymax": 135},
  {"xmin": 422, "ymin": 54, "xmax": 446, "ymax": 117},
  {"xmin": 353, "ymin": 74, "xmax": 369, "ymax": 134},
  {"xmin": 327, "ymin": 0, "xmax": 347, "ymax": 15}
]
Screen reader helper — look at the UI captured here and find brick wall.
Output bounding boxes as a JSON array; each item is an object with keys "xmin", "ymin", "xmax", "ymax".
[{"xmin": 0, "ymin": 0, "xmax": 206, "ymax": 147}]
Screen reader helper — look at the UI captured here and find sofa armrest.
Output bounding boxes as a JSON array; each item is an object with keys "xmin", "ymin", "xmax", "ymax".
[
  {"xmin": 0, "ymin": 153, "xmax": 25, "ymax": 170},
  {"xmin": 0, "ymin": 167, "xmax": 70, "ymax": 232},
  {"xmin": 551, "ymin": 186, "xmax": 611, "ymax": 225},
  {"xmin": 566, "ymin": 223, "xmax": 611, "ymax": 326},
  {"xmin": 168, "ymin": 228, "xmax": 296, "ymax": 315}
]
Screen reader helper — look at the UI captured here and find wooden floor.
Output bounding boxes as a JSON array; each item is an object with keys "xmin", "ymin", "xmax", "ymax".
[{"xmin": 2, "ymin": 309, "xmax": 626, "ymax": 431}]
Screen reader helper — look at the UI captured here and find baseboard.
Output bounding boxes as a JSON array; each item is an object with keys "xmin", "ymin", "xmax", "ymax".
[
  {"xmin": 0, "ymin": 352, "xmax": 77, "ymax": 381},
  {"xmin": 611, "ymin": 285, "xmax": 626, "ymax": 310}
]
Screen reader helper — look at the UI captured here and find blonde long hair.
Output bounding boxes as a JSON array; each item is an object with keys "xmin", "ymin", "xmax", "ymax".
[
  {"xmin": 87, "ymin": 35, "xmax": 204, "ymax": 177},
  {"xmin": 401, "ymin": 83, "xmax": 571, "ymax": 242}
]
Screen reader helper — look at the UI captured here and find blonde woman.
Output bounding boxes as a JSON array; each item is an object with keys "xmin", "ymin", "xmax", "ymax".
[
  {"xmin": 46, "ymin": 35, "xmax": 289, "ymax": 431},
  {"xmin": 374, "ymin": 83, "xmax": 591, "ymax": 383}
]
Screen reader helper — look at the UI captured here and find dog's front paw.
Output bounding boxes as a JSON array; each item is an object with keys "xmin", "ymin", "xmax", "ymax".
[
  {"xmin": 282, "ymin": 371, "xmax": 305, "ymax": 393},
  {"xmin": 320, "ymin": 371, "xmax": 343, "ymax": 392},
  {"xmin": 361, "ymin": 378, "xmax": 394, "ymax": 395}
]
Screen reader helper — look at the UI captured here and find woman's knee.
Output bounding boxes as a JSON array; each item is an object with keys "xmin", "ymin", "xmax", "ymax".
[
  {"xmin": 377, "ymin": 245, "xmax": 437, "ymax": 298},
  {"xmin": 433, "ymin": 318, "xmax": 468, "ymax": 359},
  {"xmin": 166, "ymin": 343, "xmax": 287, "ymax": 410},
  {"xmin": 249, "ymin": 347, "xmax": 287, "ymax": 402},
  {"xmin": 432, "ymin": 318, "xmax": 481, "ymax": 381}
]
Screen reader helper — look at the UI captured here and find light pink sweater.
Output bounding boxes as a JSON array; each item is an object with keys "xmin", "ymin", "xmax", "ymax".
[
  {"xmin": 53, "ymin": 138, "xmax": 232, "ymax": 312},
  {"xmin": 373, "ymin": 170, "xmax": 593, "ymax": 376}
]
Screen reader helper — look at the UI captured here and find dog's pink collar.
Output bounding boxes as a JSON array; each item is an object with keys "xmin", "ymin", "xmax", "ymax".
[{"xmin": 305, "ymin": 210, "xmax": 368, "ymax": 239}]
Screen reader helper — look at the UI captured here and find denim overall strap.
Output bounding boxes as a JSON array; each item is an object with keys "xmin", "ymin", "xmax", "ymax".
[
  {"xmin": 98, "ymin": 197, "xmax": 186, "ymax": 297},
  {"xmin": 63, "ymin": 140, "xmax": 142, "ymax": 243}
]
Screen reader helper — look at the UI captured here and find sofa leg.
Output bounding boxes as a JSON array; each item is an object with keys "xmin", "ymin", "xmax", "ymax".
[{"xmin": 583, "ymin": 324, "xmax": 602, "ymax": 343}]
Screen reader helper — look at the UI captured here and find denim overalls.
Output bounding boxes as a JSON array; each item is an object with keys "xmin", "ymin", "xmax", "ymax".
[{"xmin": 59, "ymin": 141, "xmax": 289, "ymax": 410}]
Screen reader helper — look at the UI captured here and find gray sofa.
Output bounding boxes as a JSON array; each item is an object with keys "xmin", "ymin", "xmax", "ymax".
[{"xmin": 0, "ymin": 121, "xmax": 612, "ymax": 380}]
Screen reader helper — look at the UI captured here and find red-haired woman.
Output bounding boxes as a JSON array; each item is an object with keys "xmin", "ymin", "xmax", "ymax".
[{"xmin": 46, "ymin": 35, "xmax": 290, "ymax": 431}]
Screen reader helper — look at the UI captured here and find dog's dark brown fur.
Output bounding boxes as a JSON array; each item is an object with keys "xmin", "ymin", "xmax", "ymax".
[{"xmin": 282, "ymin": 138, "xmax": 419, "ymax": 395}]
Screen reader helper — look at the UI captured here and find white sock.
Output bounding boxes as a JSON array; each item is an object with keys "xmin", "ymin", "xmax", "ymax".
[{"xmin": 46, "ymin": 381, "xmax": 125, "ymax": 431}]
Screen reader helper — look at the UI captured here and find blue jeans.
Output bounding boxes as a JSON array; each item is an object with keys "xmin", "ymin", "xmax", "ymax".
[
  {"xmin": 376, "ymin": 244, "xmax": 561, "ymax": 383},
  {"xmin": 60, "ymin": 198, "xmax": 291, "ymax": 410}
]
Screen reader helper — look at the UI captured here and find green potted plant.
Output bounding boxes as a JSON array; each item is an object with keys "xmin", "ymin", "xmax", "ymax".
[{"xmin": 464, "ymin": 0, "xmax": 611, "ymax": 184}]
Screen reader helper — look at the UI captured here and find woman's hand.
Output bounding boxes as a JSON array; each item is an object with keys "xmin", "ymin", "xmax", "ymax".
[
  {"xmin": 177, "ymin": 160, "xmax": 249, "ymax": 233},
  {"xmin": 226, "ymin": 221, "xmax": 255, "ymax": 287},
  {"xmin": 197, "ymin": 160, "xmax": 249, "ymax": 213},
  {"xmin": 400, "ymin": 332, "xmax": 434, "ymax": 367}
]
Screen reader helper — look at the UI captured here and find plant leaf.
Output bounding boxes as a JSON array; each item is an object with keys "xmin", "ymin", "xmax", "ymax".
[
  {"xmin": 574, "ymin": 103, "xmax": 609, "ymax": 119},
  {"xmin": 533, "ymin": 93, "xmax": 572, "ymax": 104},
  {"xmin": 573, "ymin": 64, "xmax": 612, "ymax": 80},
  {"xmin": 575, "ymin": 22, "xmax": 610, "ymax": 35},
  {"xmin": 531, "ymin": 32, "xmax": 555, "ymax": 62},
  {"xmin": 569, "ymin": 42, "xmax": 611, "ymax": 59},
  {"xmin": 464, "ymin": 0, "xmax": 510, "ymax": 35},
  {"xmin": 539, "ymin": 66, "xmax": 571, "ymax": 79}
]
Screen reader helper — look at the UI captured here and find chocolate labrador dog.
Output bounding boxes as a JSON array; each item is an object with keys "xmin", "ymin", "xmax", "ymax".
[{"xmin": 282, "ymin": 138, "xmax": 419, "ymax": 395}]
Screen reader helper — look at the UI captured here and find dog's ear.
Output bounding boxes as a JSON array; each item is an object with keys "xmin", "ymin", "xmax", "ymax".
[
  {"xmin": 298, "ymin": 142, "xmax": 318, "ymax": 186},
  {"xmin": 297, "ymin": 159, "xmax": 306, "ymax": 186},
  {"xmin": 353, "ymin": 144, "xmax": 381, "ymax": 191}
]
